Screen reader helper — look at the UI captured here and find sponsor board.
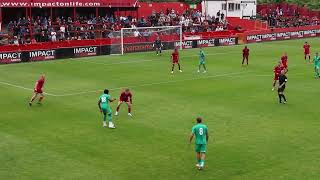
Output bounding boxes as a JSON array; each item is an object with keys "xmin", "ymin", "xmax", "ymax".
[
  {"xmin": 290, "ymin": 31, "xmax": 304, "ymax": 39},
  {"xmin": 0, "ymin": 52, "xmax": 22, "ymax": 64},
  {"xmin": 174, "ymin": 41, "xmax": 193, "ymax": 49},
  {"xmin": 124, "ymin": 44, "xmax": 153, "ymax": 53},
  {"xmin": 74, "ymin": 47, "xmax": 97, "ymax": 57},
  {"xmin": 246, "ymin": 28, "xmax": 320, "ymax": 43},
  {"xmin": 303, "ymin": 30, "xmax": 317, "ymax": 37},
  {"xmin": 197, "ymin": 39, "xmax": 215, "ymax": 47},
  {"xmin": 0, "ymin": 37, "xmax": 239, "ymax": 64},
  {"xmin": 29, "ymin": 50, "xmax": 55, "ymax": 61},
  {"xmin": 246, "ymin": 33, "xmax": 276, "ymax": 42},
  {"xmin": 218, "ymin": 37, "xmax": 237, "ymax": 46},
  {"xmin": 276, "ymin": 32, "xmax": 291, "ymax": 40}
]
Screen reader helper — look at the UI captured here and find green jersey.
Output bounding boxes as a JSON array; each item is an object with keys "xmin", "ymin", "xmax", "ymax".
[
  {"xmin": 99, "ymin": 94, "xmax": 111, "ymax": 109},
  {"xmin": 192, "ymin": 123, "xmax": 208, "ymax": 145},
  {"xmin": 199, "ymin": 50, "xmax": 205, "ymax": 62},
  {"xmin": 314, "ymin": 56, "xmax": 320, "ymax": 67}
]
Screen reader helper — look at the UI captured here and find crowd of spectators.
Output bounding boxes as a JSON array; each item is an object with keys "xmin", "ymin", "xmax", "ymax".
[
  {"xmin": 2, "ymin": 8, "xmax": 229, "ymax": 45},
  {"xmin": 261, "ymin": 7, "xmax": 319, "ymax": 28}
]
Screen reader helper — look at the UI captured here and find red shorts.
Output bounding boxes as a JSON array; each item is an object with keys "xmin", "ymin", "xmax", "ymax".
[
  {"xmin": 274, "ymin": 75, "xmax": 279, "ymax": 81},
  {"xmin": 172, "ymin": 60, "xmax": 179, "ymax": 64},
  {"xmin": 283, "ymin": 65, "xmax": 288, "ymax": 69},
  {"xmin": 305, "ymin": 52, "xmax": 310, "ymax": 55},
  {"xmin": 34, "ymin": 89, "xmax": 43, "ymax": 93},
  {"xmin": 243, "ymin": 54, "xmax": 249, "ymax": 58},
  {"xmin": 119, "ymin": 100, "xmax": 130, "ymax": 103}
]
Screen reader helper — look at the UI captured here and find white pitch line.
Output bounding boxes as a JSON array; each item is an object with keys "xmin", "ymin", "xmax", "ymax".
[
  {"xmin": 0, "ymin": 71, "xmax": 306, "ymax": 97},
  {"xmin": 74, "ymin": 51, "xmax": 242, "ymax": 66},
  {"xmin": 0, "ymin": 81, "xmax": 58, "ymax": 96},
  {"xmin": 49, "ymin": 71, "xmax": 251, "ymax": 97}
]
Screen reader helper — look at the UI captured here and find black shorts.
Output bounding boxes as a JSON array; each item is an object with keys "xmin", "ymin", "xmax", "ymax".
[{"xmin": 278, "ymin": 86, "xmax": 286, "ymax": 92}]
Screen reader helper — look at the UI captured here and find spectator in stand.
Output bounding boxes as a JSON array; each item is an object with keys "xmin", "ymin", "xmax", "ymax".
[
  {"xmin": 51, "ymin": 31, "xmax": 57, "ymax": 42},
  {"xmin": 60, "ymin": 25, "xmax": 66, "ymax": 40},
  {"xmin": 3, "ymin": 8, "xmax": 232, "ymax": 45}
]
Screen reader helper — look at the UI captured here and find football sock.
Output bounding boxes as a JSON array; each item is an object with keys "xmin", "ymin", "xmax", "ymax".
[
  {"xmin": 116, "ymin": 105, "xmax": 120, "ymax": 112},
  {"xmin": 203, "ymin": 65, "xmax": 207, "ymax": 70},
  {"xmin": 30, "ymin": 97, "xmax": 35, "ymax": 102},
  {"xmin": 178, "ymin": 64, "xmax": 181, "ymax": 70},
  {"xmin": 103, "ymin": 115, "xmax": 106, "ymax": 121},
  {"xmin": 108, "ymin": 113, "xmax": 112, "ymax": 122},
  {"xmin": 278, "ymin": 94, "xmax": 282, "ymax": 103},
  {"xmin": 39, "ymin": 96, "xmax": 44, "ymax": 102},
  {"xmin": 281, "ymin": 94, "xmax": 287, "ymax": 101},
  {"xmin": 128, "ymin": 107, "xmax": 131, "ymax": 113}
]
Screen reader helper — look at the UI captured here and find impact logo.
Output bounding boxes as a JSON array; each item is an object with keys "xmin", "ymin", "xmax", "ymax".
[
  {"xmin": 290, "ymin": 31, "xmax": 304, "ymax": 38},
  {"xmin": 276, "ymin": 32, "xmax": 290, "ymax": 39},
  {"xmin": 219, "ymin": 38, "xmax": 236, "ymax": 45},
  {"xmin": 0, "ymin": 52, "xmax": 22, "ymax": 64},
  {"xmin": 29, "ymin": 50, "xmax": 55, "ymax": 61},
  {"xmin": 304, "ymin": 30, "xmax": 317, "ymax": 37},
  {"xmin": 261, "ymin": 33, "xmax": 276, "ymax": 40},
  {"xmin": 74, "ymin": 47, "xmax": 97, "ymax": 57},
  {"xmin": 247, "ymin": 34, "xmax": 262, "ymax": 41},
  {"xmin": 175, "ymin": 41, "xmax": 193, "ymax": 49},
  {"xmin": 197, "ymin": 39, "xmax": 215, "ymax": 47}
]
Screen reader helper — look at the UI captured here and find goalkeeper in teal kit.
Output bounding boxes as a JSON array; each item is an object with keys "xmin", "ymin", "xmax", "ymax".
[
  {"xmin": 98, "ymin": 89, "xmax": 116, "ymax": 128},
  {"xmin": 198, "ymin": 48, "xmax": 207, "ymax": 73},
  {"xmin": 189, "ymin": 117, "xmax": 209, "ymax": 170}
]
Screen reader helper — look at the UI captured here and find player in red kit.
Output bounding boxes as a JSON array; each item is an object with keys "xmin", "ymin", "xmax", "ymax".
[
  {"xmin": 171, "ymin": 48, "xmax": 182, "ymax": 73},
  {"xmin": 242, "ymin": 46, "xmax": 250, "ymax": 66},
  {"xmin": 115, "ymin": 88, "xmax": 133, "ymax": 117},
  {"xmin": 281, "ymin": 52, "xmax": 288, "ymax": 73},
  {"xmin": 272, "ymin": 61, "xmax": 284, "ymax": 91},
  {"xmin": 29, "ymin": 74, "xmax": 45, "ymax": 106},
  {"xmin": 303, "ymin": 42, "xmax": 311, "ymax": 62}
]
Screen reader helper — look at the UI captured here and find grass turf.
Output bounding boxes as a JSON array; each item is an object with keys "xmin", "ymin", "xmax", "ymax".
[{"xmin": 0, "ymin": 38, "xmax": 320, "ymax": 180}]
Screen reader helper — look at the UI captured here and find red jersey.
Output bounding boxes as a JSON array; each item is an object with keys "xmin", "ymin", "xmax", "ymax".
[
  {"xmin": 171, "ymin": 52, "xmax": 179, "ymax": 63},
  {"xmin": 281, "ymin": 55, "xmax": 288, "ymax": 67},
  {"xmin": 274, "ymin": 65, "xmax": 284, "ymax": 76},
  {"xmin": 243, "ymin": 48, "xmax": 249, "ymax": 56},
  {"xmin": 120, "ymin": 92, "xmax": 132, "ymax": 103},
  {"xmin": 304, "ymin": 44, "xmax": 310, "ymax": 54},
  {"xmin": 36, "ymin": 79, "xmax": 45, "ymax": 90}
]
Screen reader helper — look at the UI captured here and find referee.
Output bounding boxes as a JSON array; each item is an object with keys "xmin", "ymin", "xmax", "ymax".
[
  {"xmin": 278, "ymin": 70, "xmax": 288, "ymax": 104},
  {"xmin": 153, "ymin": 37, "xmax": 163, "ymax": 56}
]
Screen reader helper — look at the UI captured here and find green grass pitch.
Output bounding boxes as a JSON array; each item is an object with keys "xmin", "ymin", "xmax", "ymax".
[{"xmin": 1, "ymin": 38, "xmax": 320, "ymax": 180}]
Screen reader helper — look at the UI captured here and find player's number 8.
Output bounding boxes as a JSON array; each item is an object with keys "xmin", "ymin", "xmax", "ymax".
[
  {"xmin": 101, "ymin": 97, "xmax": 107, "ymax": 102},
  {"xmin": 199, "ymin": 128, "xmax": 203, "ymax": 135}
]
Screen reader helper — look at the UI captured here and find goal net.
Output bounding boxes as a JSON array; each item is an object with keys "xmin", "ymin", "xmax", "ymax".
[{"xmin": 113, "ymin": 26, "xmax": 182, "ymax": 55}]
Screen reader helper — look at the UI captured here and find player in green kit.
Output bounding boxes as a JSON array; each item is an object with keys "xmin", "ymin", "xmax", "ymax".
[
  {"xmin": 313, "ymin": 52, "xmax": 320, "ymax": 78},
  {"xmin": 198, "ymin": 48, "xmax": 207, "ymax": 73},
  {"xmin": 189, "ymin": 117, "xmax": 209, "ymax": 170},
  {"xmin": 98, "ymin": 89, "xmax": 116, "ymax": 128}
]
